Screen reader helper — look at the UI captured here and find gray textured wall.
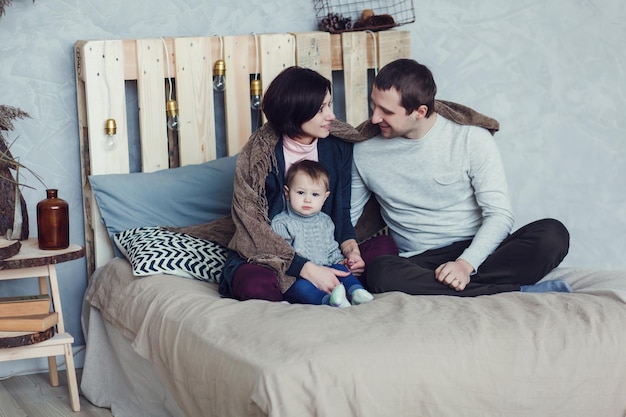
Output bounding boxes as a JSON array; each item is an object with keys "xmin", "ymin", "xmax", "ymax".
[{"xmin": 1, "ymin": 0, "xmax": 624, "ymax": 376}]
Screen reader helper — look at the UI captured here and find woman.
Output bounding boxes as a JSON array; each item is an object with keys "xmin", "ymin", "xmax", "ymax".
[{"xmin": 219, "ymin": 66, "xmax": 397, "ymax": 301}]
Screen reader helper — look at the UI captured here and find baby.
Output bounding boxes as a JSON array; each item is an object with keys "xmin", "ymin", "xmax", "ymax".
[{"xmin": 271, "ymin": 159, "xmax": 374, "ymax": 307}]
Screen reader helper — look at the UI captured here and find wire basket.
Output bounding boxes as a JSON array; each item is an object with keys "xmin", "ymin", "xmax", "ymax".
[{"xmin": 314, "ymin": 0, "xmax": 415, "ymax": 33}]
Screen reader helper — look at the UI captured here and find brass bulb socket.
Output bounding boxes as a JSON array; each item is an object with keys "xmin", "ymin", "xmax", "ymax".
[
  {"xmin": 166, "ymin": 99, "xmax": 178, "ymax": 116},
  {"xmin": 213, "ymin": 59, "xmax": 226, "ymax": 76},
  {"xmin": 104, "ymin": 118, "xmax": 117, "ymax": 135},
  {"xmin": 250, "ymin": 78, "xmax": 262, "ymax": 95}
]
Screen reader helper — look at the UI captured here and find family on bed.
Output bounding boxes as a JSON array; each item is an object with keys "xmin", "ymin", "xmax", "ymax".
[{"xmin": 218, "ymin": 58, "xmax": 572, "ymax": 306}]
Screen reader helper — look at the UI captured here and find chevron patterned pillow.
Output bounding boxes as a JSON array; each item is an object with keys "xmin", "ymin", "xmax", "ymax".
[{"xmin": 114, "ymin": 227, "xmax": 230, "ymax": 283}]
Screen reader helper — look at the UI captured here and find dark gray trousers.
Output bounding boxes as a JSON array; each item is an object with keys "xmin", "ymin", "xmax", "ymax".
[{"xmin": 365, "ymin": 218, "xmax": 570, "ymax": 297}]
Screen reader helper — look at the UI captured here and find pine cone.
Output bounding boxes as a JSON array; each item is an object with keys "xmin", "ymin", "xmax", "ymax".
[{"xmin": 318, "ymin": 13, "xmax": 352, "ymax": 33}]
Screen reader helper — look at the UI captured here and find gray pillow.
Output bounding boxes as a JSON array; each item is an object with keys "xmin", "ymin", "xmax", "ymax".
[{"xmin": 89, "ymin": 155, "xmax": 237, "ymax": 243}]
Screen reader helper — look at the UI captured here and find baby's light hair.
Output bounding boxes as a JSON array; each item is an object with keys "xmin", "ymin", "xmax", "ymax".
[{"xmin": 285, "ymin": 159, "xmax": 330, "ymax": 191}]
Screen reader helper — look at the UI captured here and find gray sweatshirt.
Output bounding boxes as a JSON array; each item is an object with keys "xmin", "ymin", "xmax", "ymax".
[{"xmin": 350, "ymin": 114, "xmax": 514, "ymax": 270}]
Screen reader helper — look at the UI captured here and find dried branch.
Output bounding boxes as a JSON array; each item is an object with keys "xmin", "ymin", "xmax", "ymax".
[
  {"xmin": 0, "ymin": 108, "xmax": 46, "ymax": 189},
  {"xmin": 0, "ymin": 0, "xmax": 12, "ymax": 18},
  {"xmin": 1, "ymin": 142, "xmax": 46, "ymax": 190},
  {"xmin": 0, "ymin": 0, "xmax": 34, "ymax": 18},
  {"xmin": 0, "ymin": 105, "xmax": 30, "ymax": 131},
  {"xmin": 1, "ymin": 1, "xmax": 42, "ymax": 190}
]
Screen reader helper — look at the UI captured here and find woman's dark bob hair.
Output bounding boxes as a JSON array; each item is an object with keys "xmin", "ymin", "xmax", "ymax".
[{"xmin": 262, "ymin": 66, "xmax": 332, "ymax": 139}]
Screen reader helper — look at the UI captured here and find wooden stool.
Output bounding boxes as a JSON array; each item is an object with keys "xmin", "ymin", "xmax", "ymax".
[{"xmin": 0, "ymin": 238, "xmax": 84, "ymax": 412}]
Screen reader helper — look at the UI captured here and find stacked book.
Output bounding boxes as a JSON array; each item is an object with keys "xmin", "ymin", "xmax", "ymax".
[{"xmin": 0, "ymin": 295, "xmax": 57, "ymax": 332}]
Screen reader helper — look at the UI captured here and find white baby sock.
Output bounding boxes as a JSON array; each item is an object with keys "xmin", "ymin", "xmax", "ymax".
[
  {"xmin": 350, "ymin": 288, "xmax": 374, "ymax": 305},
  {"xmin": 329, "ymin": 284, "xmax": 351, "ymax": 308}
]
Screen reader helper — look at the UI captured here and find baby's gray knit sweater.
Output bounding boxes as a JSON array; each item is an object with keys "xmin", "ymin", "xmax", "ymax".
[
  {"xmin": 271, "ymin": 205, "xmax": 344, "ymax": 267},
  {"xmin": 351, "ymin": 114, "xmax": 514, "ymax": 270}
]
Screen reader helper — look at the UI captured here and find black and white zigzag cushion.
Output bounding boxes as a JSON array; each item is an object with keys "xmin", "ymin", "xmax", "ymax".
[{"xmin": 114, "ymin": 227, "xmax": 229, "ymax": 283}]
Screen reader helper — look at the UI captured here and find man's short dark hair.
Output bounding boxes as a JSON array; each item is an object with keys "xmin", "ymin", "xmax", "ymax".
[{"xmin": 373, "ymin": 59, "xmax": 437, "ymax": 117}]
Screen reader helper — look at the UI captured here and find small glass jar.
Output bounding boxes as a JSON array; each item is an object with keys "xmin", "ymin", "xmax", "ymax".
[{"xmin": 36, "ymin": 189, "xmax": 69, "ymax": 250}]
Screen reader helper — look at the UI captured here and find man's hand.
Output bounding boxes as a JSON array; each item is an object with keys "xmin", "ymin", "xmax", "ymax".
[{"xmin": 434, "ymin": 259, "xmax": 474, "ymax": 291}]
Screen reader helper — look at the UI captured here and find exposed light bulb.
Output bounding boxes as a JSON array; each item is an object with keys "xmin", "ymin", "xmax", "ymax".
[
  {"xmin": 167, "ymin": 115, "xmax": 179, "ymax": 131},
  {"xmin": 213, "ymin": 59, "xmax": 226, "ymax": 92},
  {"xmin": 166, "ymin": 99, "xmax": 179, "ymax": 131},
  {"xmin": 250, "ymin": 95, "xmax": 261, "ymax": 111},
  {"xmin": 250, "ymin": 78, "xmax": 262, "ymax": 110},
  {"xmin": 104, "ymin": 118, "xmax": 117, "ymax": 150}
]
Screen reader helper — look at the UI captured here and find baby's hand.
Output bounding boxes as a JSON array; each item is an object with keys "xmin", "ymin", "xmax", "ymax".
[{"xmin": 345, "ymin": 254, "xmax": 365, "ymax": 276}]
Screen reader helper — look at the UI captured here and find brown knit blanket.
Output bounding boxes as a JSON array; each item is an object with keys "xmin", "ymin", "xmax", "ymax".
[{"xmin": 171, "ymin": 100, "xmax": 499, "ymax": 292}]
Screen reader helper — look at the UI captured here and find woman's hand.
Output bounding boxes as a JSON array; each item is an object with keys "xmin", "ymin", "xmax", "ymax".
[{"xmin": 300, "ymin": 261, "xmax": 349, "ymax": 294}]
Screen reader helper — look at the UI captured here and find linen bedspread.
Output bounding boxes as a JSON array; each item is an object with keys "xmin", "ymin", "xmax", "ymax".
[{"xmin": 84, "ymin": 259, "xmax": 626, "ymax": 417}]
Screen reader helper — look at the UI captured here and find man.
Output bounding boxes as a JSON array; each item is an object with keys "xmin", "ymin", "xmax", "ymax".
[{"xmin": 350, "ymin": 59, "xmax": 571, "ymax": 296}]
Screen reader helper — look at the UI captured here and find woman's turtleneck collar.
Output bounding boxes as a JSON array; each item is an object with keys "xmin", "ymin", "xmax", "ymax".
[
  {"xmin": 282, "ymin": 135, "xmax": 319, "ymax": 177},
  {"xmin": 283, "ymin": 135, "xmax": 318, "ymax": 151}
]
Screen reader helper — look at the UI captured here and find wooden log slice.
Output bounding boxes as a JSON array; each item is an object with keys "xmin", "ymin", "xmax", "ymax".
[
  {"xmin": 0, "ymin": 239, "xmax": 84, "ymax": 270},
  {"xmin": 0, "ymin": 239, "xmax": 21, "ymax": 261},
  {"xmin": 0, "ymin": 327, "xmax": 54, "ymax": 349}
]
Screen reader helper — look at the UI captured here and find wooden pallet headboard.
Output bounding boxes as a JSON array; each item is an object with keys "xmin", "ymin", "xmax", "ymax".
[{"xmin": 74, "ymin": 30, "xmax": 410, "ymax": 277}]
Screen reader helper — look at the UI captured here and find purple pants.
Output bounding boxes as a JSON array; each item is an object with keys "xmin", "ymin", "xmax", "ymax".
[{"xmin": 231, "ymin": 234, "xmax": 398, "ymax": 301}]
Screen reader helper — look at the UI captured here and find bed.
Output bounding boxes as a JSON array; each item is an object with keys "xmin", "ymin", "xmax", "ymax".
[{"xmin": 74, "ymin": 31, "xmax": 626, "ymax": 417}]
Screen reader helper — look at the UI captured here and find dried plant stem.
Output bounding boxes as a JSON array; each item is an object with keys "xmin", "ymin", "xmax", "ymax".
[
  {"xmin": 0, "ymin": 105, "xmax": 29, "ymax": 131},
  {"xmin": 0, "ymin": 106, "xmax": 47, "ymax": 190},
  {"xmin": 0, "ymin": 0, "xmax": 12, "ymax": 18}
]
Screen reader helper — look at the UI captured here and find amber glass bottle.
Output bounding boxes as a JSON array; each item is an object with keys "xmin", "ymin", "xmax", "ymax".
[{"xmin": 36, "ymin": 189, "xmax": 69, "ymax": 250}]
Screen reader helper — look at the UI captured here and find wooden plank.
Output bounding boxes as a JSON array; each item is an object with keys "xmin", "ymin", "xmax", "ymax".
[
  {"xmin": 377, "ymin": 30, "xmax": 411, "ymax": 68},
  {"xmin": 0, "ymin": 371, "xmax": 110, "ymax": 416},
  {"xmin": 116, "ymin": 34, "xmax": 338, "ymax": 79},
  {"xmin": 258, "ymin": 33, "xmax": 297, "ymax": 128},
  {"xmin": 222, "ymin": 35, "xmax": 254, "ymax": 156},
  {"xmin": 0, "ymin": 312, "xmax": 57, "ymax": 332},
  {"xmin": 75, "ymin": 41, "xmax": 126, "ymax": 271},
  {"xmin": 330, "ymin": 30, "xmax": 409, "ymax": 71},
  {"xmin": 330, "ymin": 33, "xmax": 344, "ymax": 71},
  {"xmin": 74, "ymin": 41, "xmax": 96, "ymax": 278},
  {"xmin": 0, "ymin": 376, "xmax": 28, "ymax": 416},
  {"xmin": 294, "ymin": 32, "xmax": 335, "ymax": 112},
  {"xmin": 0, "ymin": 333, "xmax": 72, "ymax": 361},
  {"xmin": 174, "ymin": 37, "xmax": 217, "ymax": 165},
  {"xmin": 76, "ymin": 31, "xmax": 409, "ymax": 83},
  {"xmin": 341, "ymin": 32, "xmax": 369, "ymax": 126},
  {"xmin": 329, "ymin": 32, "xmax": 372, "ymax": 71},
  {"xmin": 259, "ymin": 33, "xmax": 296, "ymax": 90},
  {"xmin": 293, "ymin": 32, "xmax": 332, "ymax": 82},
  {"xmin": 0, "ymin": 295, "xmax": 50, "ymax": 318},
  {"xmin": 136, "ymin": 39, "xmax": 169, "ymax": 172},
  {"xmin": 80, "ymin": 40, "xmax": 129, "ymax": 175},
  {"xmin": 92, "ymin": 211, "xmax": 113, "ymax": 272}
]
